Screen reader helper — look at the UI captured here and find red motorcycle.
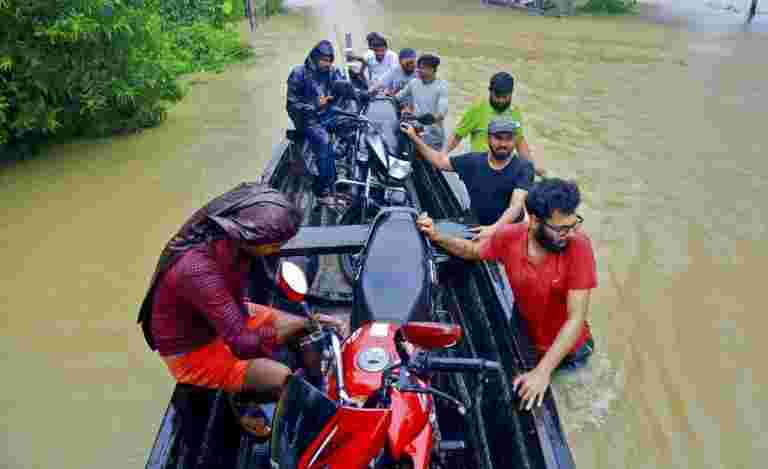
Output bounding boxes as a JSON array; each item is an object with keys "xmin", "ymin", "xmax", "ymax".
[{"xmin": 269, "ymin": 208, "xmax": 501, "ymax": 469}]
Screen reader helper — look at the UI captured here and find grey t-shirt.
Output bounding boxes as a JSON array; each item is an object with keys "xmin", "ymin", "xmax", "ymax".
[
  {"xmin": 377, "ymin": 66, "xmax": 417, "ymax": 95},
  {"xmin": 397, "ymin": 78, "xmax": 449, "ymax": 150}
]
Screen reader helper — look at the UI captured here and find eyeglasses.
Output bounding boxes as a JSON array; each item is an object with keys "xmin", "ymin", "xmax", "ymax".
[{"xmin": 541, "ymin": 215, "xmax": 583, "ymax": 235}]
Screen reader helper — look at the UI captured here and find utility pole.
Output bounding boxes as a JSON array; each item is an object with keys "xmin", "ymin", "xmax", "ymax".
[{"xmin": 747, "ymin": 0, "xmax": 758, "ymax": 23}]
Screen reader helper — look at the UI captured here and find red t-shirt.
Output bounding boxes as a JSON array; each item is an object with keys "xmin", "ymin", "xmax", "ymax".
[{"xmin": 479, "ymin": 223, "xmax": 597, "ymax": 355}]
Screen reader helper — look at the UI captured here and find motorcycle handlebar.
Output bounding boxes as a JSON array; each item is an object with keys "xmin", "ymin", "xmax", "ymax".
[{"xmin": 424, "ymin": 356, "xmax": 502, "ymax": 373}]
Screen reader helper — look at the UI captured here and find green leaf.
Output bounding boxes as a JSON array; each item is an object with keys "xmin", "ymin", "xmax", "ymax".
[{"xmin": 0, "ymin": 57, "xmax": 12, "ymax": 72}]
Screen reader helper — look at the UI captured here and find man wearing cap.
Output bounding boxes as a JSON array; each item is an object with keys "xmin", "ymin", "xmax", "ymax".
[
  {"xmin": 446, "ymin": 72, "xmax": 544, "ymax": 177},
  {"xmin": 370, "ymin": 48, "xmax": 418, "ymax": 96},
  {"xmin": 401, "ymin": 117, "xmax": 534, "ymax": 240}
]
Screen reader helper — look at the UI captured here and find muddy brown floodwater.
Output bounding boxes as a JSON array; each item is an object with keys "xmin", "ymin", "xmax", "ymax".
[{"xmin": 1, "ymin": 1, "xmax": 766, "ymax": 468}]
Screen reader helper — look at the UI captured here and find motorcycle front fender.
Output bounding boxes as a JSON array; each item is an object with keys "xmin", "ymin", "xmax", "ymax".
[
  {"xmin": 270, "ymin": 376, "xmax": 338, "ymax": 469},
  {"xmin": 365, "ymin": 131, "xmax": 389, "ymax": 171},
  {"xmin": 297, "ymin": 407, "xmax": 392, "ymax": 469}
]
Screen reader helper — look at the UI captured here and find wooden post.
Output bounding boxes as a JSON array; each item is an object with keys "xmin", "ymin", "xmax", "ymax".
[
  {"xmin": 747, "ymin": 0, "xmax": 758, "ymax": 23},
  {"xmin": 246, "ymin": 0, "xmax": 257, "ymax": 31}
]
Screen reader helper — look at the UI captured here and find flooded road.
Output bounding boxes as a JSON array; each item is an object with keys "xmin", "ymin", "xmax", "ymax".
[{"xmin": 1, "ymin": 1, "xmax": 767, "ymax": 468}]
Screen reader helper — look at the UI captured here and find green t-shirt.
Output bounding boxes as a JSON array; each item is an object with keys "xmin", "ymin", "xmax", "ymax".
[{"xmin": 454, "ymin": 100, "xmax": 524, "ymax": 153}]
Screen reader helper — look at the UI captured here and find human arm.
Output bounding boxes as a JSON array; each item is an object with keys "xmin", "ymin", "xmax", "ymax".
[
  {"xmin": 445, "ymin": 134, "xmax": 464, "ymax": 153},
  {"xmin": 447, "ymin": 102, "xmax": 478, "ymax": 153},
  {"xmin": 400, "ymin": 123, "xmax": 453, "ymax": 171},
  {"xmin": 513, "ymin": 237, "xmax": 597, "ymax": 409},
  {"xmin": 516, "ymin": 136, "xmax": 546, "ymax": 177},
  {"xmin": 395, "ymin": 79, "xmax": 414, "ymax": 105},
  {"xmin": 286, "ymin": 68, "xmax": 316, "ymax": 118},
  {"xmin": 416, "ymin": 213, "xmax": 483, "ymax": 260},
  {"xmin": 470, "ymin": 188, "xmax": 528, "ymax": 241},
  {"xmin": 177, "ymin": 256, "xmax": 279, "ymax": 359},
  {"xmin": 369, "ymin": 67, "xmax": 394, "ymax": 93},
  {"xmin": 513, "ymin": 289, "xmax": 591, "ymax": 410}
]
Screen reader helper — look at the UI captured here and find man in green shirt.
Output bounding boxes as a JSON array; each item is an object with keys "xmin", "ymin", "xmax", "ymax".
[{"xmin": 446, "ymin": 72, "xmax": 545, "ymax": 176}]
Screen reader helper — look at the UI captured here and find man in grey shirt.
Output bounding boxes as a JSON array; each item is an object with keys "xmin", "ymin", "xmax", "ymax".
[
  {"xmin": 371, "ymin": 48, "xmax": 418, "ymax": 96},
  {"xmin": 396, "ymin": 54, "xmax": 448, "ymax": 150}
]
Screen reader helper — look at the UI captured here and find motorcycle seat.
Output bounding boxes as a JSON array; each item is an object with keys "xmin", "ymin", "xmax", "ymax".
[{"xmin": 356, "ymin": 210, "xmax": 431, "ymax": 326}]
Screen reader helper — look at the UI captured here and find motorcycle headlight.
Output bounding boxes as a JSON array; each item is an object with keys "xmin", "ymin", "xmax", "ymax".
[{"xmin": 388, "ymin": 158, "xmax": 412, "ymax": 181}]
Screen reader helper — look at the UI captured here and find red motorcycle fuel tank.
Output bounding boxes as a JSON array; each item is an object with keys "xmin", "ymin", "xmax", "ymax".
[
  {"xmin": 329, "ymin": 322, "xmax": 399, "ymax": 402},
  {"xmin": 328, "ymin": 322, "xmax": 434, "ymax": 466}
]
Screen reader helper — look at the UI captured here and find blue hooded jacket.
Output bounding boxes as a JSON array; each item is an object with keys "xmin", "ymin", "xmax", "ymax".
[{"xmin": 286, "ymin": 40, "xmax": 346, "ymax": 129}]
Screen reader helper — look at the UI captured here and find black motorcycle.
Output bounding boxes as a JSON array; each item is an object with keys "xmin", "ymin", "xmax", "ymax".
[{"xmin": 327, "ymin": 96, "xmax": 425, "ymax": 283}]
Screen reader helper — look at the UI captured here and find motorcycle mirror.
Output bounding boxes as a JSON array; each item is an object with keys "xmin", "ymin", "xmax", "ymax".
[
  {"xmin": 399, "ymin": 322, "xmax": 462, "ymax": 350},
  {"xmin": 277, "ymin": 261, "xmax": 308, "ymax": 303}
]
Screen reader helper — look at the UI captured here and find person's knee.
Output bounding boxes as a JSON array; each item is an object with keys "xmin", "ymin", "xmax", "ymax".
[{"xmin": 243, "ymin": 358, "xmax": 292, "ymax": 394}]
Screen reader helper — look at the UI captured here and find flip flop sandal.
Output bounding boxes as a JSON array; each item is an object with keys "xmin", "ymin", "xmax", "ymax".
[{"xmin": 228, "ymin": 394, "xmax": 273, "ymax": 441}]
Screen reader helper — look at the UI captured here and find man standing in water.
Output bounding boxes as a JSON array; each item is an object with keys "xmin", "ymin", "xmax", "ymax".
[
  {"xmin": 446, "ymin": 72, "xmax": 545, "ymax": 176},
  {"xmin": 397, "ymin": 54, "xmax": 449, "ymax": 150},
  {"xmin": 416, "ymin": 179, "xmax": 597, "ymax": 410},
  {"xmin": 286, "ymin": 40, "xmax": 346, "ymax": 203},
  {"xmin": 401, "ymin": 117, "xmax": 534, "ymax": 240}
]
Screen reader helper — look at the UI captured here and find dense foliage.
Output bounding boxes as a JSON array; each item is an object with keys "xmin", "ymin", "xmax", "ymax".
[
  {"xmin": 0, "ymin": 0, "xmax": 257, "ymax": 156},
  {"xmin": 579, "ymin": 0, "xmax": 637, "ymax": 14}
]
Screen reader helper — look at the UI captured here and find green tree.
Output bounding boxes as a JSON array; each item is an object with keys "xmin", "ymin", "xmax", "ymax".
[
  {"xmin": 0, "ymin": 0, "xmax": 257, "ymax": 157},
  {"xmin": 579, "ymin": 0, "xmax": 636, "ymax": 14}
]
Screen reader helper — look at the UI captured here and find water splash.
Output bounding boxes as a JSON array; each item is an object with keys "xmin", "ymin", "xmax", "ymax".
[{"xmin": 551, "ymin": 345, "xmax": 625, "ymax": 435}]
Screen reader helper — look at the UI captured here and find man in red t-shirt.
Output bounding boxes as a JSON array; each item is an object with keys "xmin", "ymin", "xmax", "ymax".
[{"xmin": 416, "ymin": 178, "xmax": 597, "ymax": 410}]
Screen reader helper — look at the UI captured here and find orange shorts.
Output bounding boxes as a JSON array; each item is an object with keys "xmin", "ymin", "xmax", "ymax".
[{"xmin": 162, "ymin": 306, "xmax": 278, "ymax": 393}]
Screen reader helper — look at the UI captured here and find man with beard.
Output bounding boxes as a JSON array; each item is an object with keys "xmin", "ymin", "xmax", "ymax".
[
  {"xmin": 361, "ymin": 32, "xmax": 399, "ymax": 83},
  {"xmin": 401, "ymin": 117, "xmax": 534, "ymax": 240},
  {"xmin": 286, "ymin": 40, "xmax": 346, "ymax": 204},
  {"xmin": 415, "ymin": 178, "xmax": 597, "ymax": 411},
  {"xmin": 369, "ymin": 48, "xmax": 418, "ymax": 97},
  {"xmin": 446, "ymin": 72, "xmax": 545, "ymax": 177}
]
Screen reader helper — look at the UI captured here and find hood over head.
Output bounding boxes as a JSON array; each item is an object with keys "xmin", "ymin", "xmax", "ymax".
[
  {"xmin": 137, "ymin": 182, "xmax": 302, "ymax": 349},
  {"xmin": 307, "ymin": 40, "xmax": 335, "ymax": 71}
]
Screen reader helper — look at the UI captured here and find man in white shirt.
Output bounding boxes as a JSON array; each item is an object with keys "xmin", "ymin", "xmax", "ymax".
[{"xmin": 362, "ymin": 32, "xmax": 398, "ymax": 84}]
